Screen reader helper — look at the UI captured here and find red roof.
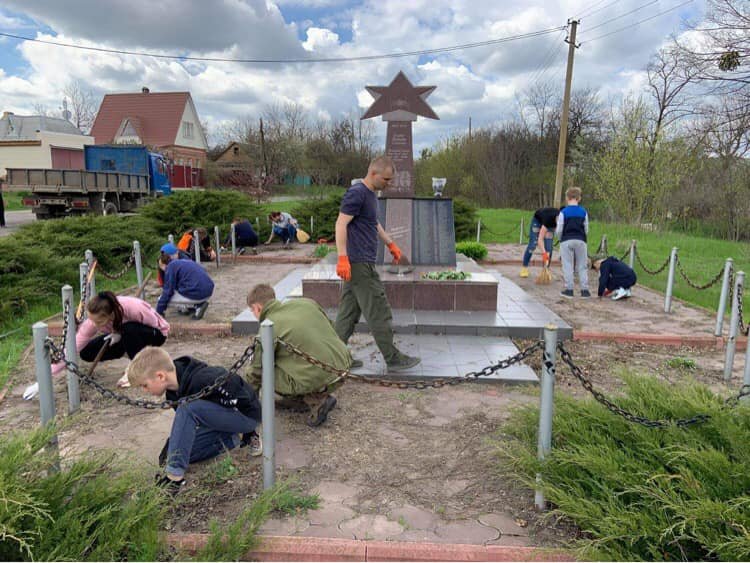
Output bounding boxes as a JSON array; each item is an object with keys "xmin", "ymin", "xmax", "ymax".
[{"xmin": 90, "ymin": 91, "xmax": 190, "ymax": 147}]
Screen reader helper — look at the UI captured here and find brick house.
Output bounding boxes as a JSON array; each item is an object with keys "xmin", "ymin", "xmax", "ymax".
[{"xmin": 90, "ymin": 88, "xmax": 207, "ymax": 187}]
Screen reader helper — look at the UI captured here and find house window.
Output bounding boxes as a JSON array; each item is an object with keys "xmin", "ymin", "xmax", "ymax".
[
  {"xmin": 233, "ymin": 146, "xmax": 239, "ymax": 156},
  {"xmin": 182, "ymin": 121, "xmax": 194, "ymax": 138}
]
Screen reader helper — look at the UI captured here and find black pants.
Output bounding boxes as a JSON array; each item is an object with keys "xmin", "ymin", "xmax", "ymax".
[
  {"xmin": 0, "ymin": 191, "xmax": 5, "ymax": 227},
  {"xmin": 80, "ymin": 321, "xmax": 166, "ymax": 362}
]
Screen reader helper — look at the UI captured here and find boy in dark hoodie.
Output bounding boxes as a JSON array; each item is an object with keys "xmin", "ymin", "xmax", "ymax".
[
  {"xmin": 127, "ymin": 346, "xmax": 262, "ymax": 494},
  {"xmin": 593, "ymin": 256, "xmax": 637, "ymax": 300}
]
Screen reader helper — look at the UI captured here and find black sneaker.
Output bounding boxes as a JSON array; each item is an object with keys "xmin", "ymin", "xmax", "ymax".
[
  {"xmin": 350, "ymin": 358, "xmax": 364, "ymax": 369},
  {"xmin": 238, "ymin": 247, "xmax": 247, "ymax": 255},
  {"xmin": 192, "ymin": 301, "xmax": 209, "ymax": 320},
  {"xmin": 307, "ymin": 395, "xmax": 337, "ymax": 427},
  {"xmin": 560, "ymin": 289, "xmax": 574, "ymax": 299},
  {"xmin": 387, "ymin": 354, "xmax": 421, "ymax": 372},
  {"xmin": 155, "ymin": 473, "xmax": 186, "ymax": 496},
  {"xmin": 580, "ymin": 289, "xmax": 592, "ymax": 298},
  {"xmin": 240, "ymin": 431, "xmax": 262, "ymax": 457}
]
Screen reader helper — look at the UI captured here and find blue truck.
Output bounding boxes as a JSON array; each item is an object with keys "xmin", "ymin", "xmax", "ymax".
[{"xmin": 8, "ymin": 145, "xmax": 171, "ymax": 220}]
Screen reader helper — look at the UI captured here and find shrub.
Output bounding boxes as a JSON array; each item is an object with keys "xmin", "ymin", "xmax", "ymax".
[
  {"xmin": 452, "ymin": 198, "xmax": 479, "ymax": 241},
  {"xmin": 139, "ymin": 190, "xmax": 268, "ymax": 239},
  {"xmin": 456, "ymin": 241, "xmax": 488, "ymax": 261},
  {"xmin": 313, "ymin": 244, "xmax": 333, "ymax": 258},
  {"xmin": 497, "ymin": 372, "xmax": 750, "ymax": 561},
  {"xmin": 290, "ymin": 194, "xmax": 343, "ymax": 240},
  {"xmin": 0, "ymin": 425, "xmax": 166, "ymax": 561}
]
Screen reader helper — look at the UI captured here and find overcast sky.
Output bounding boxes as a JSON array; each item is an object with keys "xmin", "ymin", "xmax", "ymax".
[{"xmin": 0, "ymin": 0, "xmax": 704, "ymax": 151}]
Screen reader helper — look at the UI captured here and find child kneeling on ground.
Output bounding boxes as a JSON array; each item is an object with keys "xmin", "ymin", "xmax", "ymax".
[
  {"xmin": 127, "ymin": 346, "xmax": 262, "ymax": 495},
  {"xmin": 593, "ymin": 256, "xmax": 637, "ymax": 300}
]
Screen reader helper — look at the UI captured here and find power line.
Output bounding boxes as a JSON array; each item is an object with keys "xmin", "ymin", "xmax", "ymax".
[
  {"xmin": 577, "ymin": 0, "xmax": 620, "ymax": 20},
  {"xmin": 526, "ymin": 30, "xmax": 567, "ymax": 88},
  {"xmin": 0, "ymin": 26, "xmax": 565, "ymax": 64},
  {"xmin": 583, "ymin": 0, "xmax": 694, "ymax": 43},
  {"xmin": 581, "ymin": 0, "xmax": 659, "ymax": 33},
  {"xmin": 575, "ymin": 0, "xmax": 612, "ymax": 19}
]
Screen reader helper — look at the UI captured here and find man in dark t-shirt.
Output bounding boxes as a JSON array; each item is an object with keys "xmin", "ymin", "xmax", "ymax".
[
  {"xmin": 520, "ymin": 206, "xmax": 560, "ymax": 278},
  {"xmin": 333, "ymin": 156, "xmax": 420, "ymax": 372}
]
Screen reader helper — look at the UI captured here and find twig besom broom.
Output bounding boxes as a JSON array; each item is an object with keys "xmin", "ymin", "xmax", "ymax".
[{"xmin": 535, "ymin": 262, "xmax": 553, "ymax": 284}]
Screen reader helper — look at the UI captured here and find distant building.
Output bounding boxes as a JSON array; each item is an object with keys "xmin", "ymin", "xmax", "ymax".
[
  {"xmin": 89, "ymin": 88, "xmax": 208, "ymax": 187},
  {"xmin": 0, "ymin": 112, "xmax": 93, "ymax": 178},
  {"xmin": 213, "ymin": 141, "xmax": 255, "ymax": 165}
]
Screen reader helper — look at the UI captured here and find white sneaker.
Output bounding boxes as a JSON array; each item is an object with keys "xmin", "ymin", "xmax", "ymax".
[
  {"xmin": 23, "ymin": 382, "xmax": 39, "ymax": 400},
  {"xmin": 611, "ymin": 287, "xmax": 628, "ymax": 301},
  {"xmin": 624, "ymin": 288, "xmax": 632, "ymax": 298}
]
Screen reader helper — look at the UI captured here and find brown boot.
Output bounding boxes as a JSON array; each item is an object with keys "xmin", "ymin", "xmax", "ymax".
[{"xmin": 304, "ymin": 393, "xmax": 337, "ymax": 427}]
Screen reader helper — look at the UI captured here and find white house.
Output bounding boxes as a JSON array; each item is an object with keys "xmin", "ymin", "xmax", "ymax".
[{"xmin": 0, "ymin": 112, "xmax": 94, "ymax": 178}]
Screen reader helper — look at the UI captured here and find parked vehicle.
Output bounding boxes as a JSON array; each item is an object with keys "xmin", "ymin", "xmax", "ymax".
[{"xmin": 7, "ymin": 145, "xmax": 171, "ymax": 219}]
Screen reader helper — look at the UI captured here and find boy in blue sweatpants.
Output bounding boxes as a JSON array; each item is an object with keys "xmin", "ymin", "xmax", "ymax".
[{"xmin": 555, "ymin": 187, "xmax": 590, "ymax": 298}]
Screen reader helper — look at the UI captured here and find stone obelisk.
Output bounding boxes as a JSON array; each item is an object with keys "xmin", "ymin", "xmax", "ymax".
[{"xmin": 361, "ymin": 71, "xmax": 439, "ymax": 263}]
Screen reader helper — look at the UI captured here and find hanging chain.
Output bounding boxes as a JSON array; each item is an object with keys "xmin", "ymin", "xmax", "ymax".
[
  {"xmin": 737, "ymin": 282, "xmax": 748, "ymax": 336},
  {"xmin": 675, "ymin": 256, "xmax": 725, "ymax": 291},
  {"xmin": 45, "ymin": 337, "xmax": 258, "ymax": 410},
  {"xmin": 75, "ymin": 262, "xmax": 93, "ymax": 323},
  {"xmin": 482, "ymin": 221, "xmax": 521, "ymax": 239},
  {"xmin": 557, "ymin": 343, "xmax": 712, "ymax": 428},
  {"xmin": 276, "ymin": 338, "xmax": 544, "ymax": 389},
  {"xmin": 635, "ymin": 247, "xmax": 671, "ymax": 276},
  {"xmin": 98, "ymin": 251, "xmax": 136, "ymax": 280},
  {"xmin": 723, "ymin": 384, "xmax": 750, "ymax": 409}
]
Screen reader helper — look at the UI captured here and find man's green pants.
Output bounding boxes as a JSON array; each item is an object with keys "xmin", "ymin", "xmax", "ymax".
[{"xmin": 335, "ymin": 262, "xmax": 400, "ymax": 363}]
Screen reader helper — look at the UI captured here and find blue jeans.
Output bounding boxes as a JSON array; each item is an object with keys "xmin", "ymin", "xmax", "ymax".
[
  {"xmin": 166, "ymin": 399, "xmax": 259, "ymax": 478},
  {"xmin": 273, "ymin": 225, "xmax": 297, "ymax": 243},
  {"xmin": 522, "ymin": 217, "xmax": 553, "ymax": 267}
]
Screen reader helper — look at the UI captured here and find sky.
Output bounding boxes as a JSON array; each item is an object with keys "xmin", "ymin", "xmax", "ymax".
[{"xmin": 0, "ymin": 0, "xmax": 704, "ymax": 152}]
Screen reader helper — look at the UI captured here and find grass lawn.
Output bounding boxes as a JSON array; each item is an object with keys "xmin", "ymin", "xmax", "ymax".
[
  {"xmin": 2, "ymin": 190, "xmax": 29, "ymax": 211},
  {"xmin": 476, "ymin": 208, "xmax": 750, "ymax": 312}
]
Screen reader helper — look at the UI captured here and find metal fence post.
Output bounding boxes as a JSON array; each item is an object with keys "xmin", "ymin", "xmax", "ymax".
[
  {"xmin": 256, "ymin": 217, "xmax": 260, "ymax": 233},
  {"xmin": 724, "ymin": 271, "xmax": 744, "ymax": 382},
  {"xmin": 260, "ymin": 320, "xmax": 276, "ymax": 490},
  {"xmin": 519, "ymin": 218, "xmax": 524, "ymax": 245},
  {"xmin": 476, "ymin": 219, "xmax": 481, "ymax": 243},
  {"xmin": 742, "ymin": 326, "xmax": 750, "ymax": 398},
  {"xmin": 84, "ymin": 249, "xmax": 96, "ymax": 296},
  {"xmin": 193, "ymin": 229, "xmax": 201, "ymax": 266},
  {"xmin": 33, "ymin": 321, "xmax": 59, "ymax": 468},
  {"xmin": 600, "ymin": 234, "xmax": 607, "ymax": 255},
  {"xmin": 230, "ymin": 223, "xmax": 237, "ymax": 258},
  {"xmin": 628, "ymin": 240, "xmax": 636, "ymax": 270},
  {"xmin": 664, "ymin": 247, "xmax": 678, "ymax": 313},
  {"xmin": 715, "ymin": 258, "xmax": 734, "ymax": 336},
  {"xmin": 310, "ymin": 216, "xmax": 314, "ymax": 234},
  {"xmin": 535, "ymin": 324, "xmax": 557, "ymax": 511},
  {"xmin": 133, "ymin": 240, "xmax": 144, "ymax": 299},
  {"xmin": 62, "ymin": 285, "xmax": 80, "ymax": 414},
  {"xmin": 79, "ymin": 262, "xmax": 89, "ymax": 319},
  {"xmin": 168, "ymin": 233, "xmax": 174, "ymax": 245},
  {"xmin": 214, "ymin": 226, "xmax": 221, "ymax": 268}
]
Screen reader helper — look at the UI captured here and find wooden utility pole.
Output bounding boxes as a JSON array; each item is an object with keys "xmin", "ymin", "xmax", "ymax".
[
  {"xmin": 553, "ymin": 19, "xmax": 579, "ymax": 206},
  {"xmin": 468, "ymin": 117, "xmax": 472, "ymax": 142},
  {"xmin": 259, "ymin": 118, "xmax": 268, "ymax": 177}
]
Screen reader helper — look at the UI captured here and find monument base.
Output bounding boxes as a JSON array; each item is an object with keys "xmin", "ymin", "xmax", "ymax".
[{"xmin": 303, "ymin": 254, "xmax": 497, "ymax": 312}]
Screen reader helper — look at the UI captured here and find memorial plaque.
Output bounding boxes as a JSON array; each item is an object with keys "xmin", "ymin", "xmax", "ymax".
[
  {"xmin": 385, "ymin": 122, "xmax": 414, "ymax": 195},
  {"xmin": 412, "ymin": 199, "xmax": 456, "ymax": 266}
]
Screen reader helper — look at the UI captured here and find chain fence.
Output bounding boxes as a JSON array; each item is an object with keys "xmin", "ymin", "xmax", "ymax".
[
  {"xmin": 675, "ymin": 255, "xmax": 726, "ymax": 291},
  {"xmin": 736, "ymin": 281, "xmax": 748, "ymax": 336},
  {"xmin": 482, "ymin": 221, "xmax": 522, "ymax": 240},
  {"xmin": 635, "ymin": 247, "xmax": 671, "ymax": 276},
  {"xmin": 75, "ymin": 262, "xmax": 94, "ymax": 323},
  {"xmin": 45, "ymin": 337, "xmax": 258, "ymax": 410},
  {"xmin": 97, "ymin": 250, "xmax": 136, "ymax": 280}
]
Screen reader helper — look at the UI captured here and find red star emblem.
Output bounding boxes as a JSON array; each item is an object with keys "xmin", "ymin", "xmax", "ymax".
[{"xmin": 362, "ymin": 71, "xmax": 439, "ymax": 120}]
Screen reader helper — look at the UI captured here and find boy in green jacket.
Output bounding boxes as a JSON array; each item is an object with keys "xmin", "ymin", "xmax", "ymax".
[{"xmin": 247, "ymin": 284, "xmax": 353, "ymax": 427}]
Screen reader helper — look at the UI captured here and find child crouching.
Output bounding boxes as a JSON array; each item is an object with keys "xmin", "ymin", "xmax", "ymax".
[{"xmin": 127, "ymin": 346, "xmax": 262, "ymax": 495}]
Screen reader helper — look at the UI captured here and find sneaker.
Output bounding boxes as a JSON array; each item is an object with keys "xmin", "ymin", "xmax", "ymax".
[
  {"xmin": 611, "ymin": 287, "xmax": 628, "ymax": 301},
  {"xmin": 560, "ymin": 289, "xmax": 574, "ymax": 299},
  {"xmin": 238, "ymin": 247, "xmax": 247, "ymax": 255},
  {"xmin": 387, "ymin": 354, "xmax": 421, "ymax": 372},
  {"xmin": 241, "ymin": 431, "xmax": 263, "ymax": 457},
  {"xmin": 155, "ymin": 473, "xmax": 186, "ymax": 496},
  {"xmin": 192, "ymin": 301, "xmax": 209, "ymax": 320},
  {"xmin": 580, "ymin": 289, "xmax": 591, "ymax": 298},
  {"xmin": 520, "ymin": 267, "xmax": 529, "ymax": 278},
  {"xmin": 307, "ymin": 395, "xmax": 337, "ymax": 427},
  {"xmin": 176, "ymin": 306, "xmax": 192, "ymax": 316},
  {"xmin": 625, "ymin": 288, "xmax": 632, "ymax": 298},
  {"xmin": 350, "ymin": 358, "xmax": 364, "ymax": 369}
]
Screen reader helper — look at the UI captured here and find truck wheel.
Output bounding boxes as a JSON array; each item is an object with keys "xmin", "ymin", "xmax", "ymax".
[{"xmin": 103, "ymin": 202, "xmax": 119, "ymax": 216}]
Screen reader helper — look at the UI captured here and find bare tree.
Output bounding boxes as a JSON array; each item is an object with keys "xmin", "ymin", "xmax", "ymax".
[
  {"xmin": 32, "ymin": 103, "xmax": 52, "ymax": 116},
  {"xmin": 62, "ymin": 80, "xmax": 98, "ymax": 133},
  {"xmin": 518, "ymin": 80, "xmax": 559, "ymax": 137}
]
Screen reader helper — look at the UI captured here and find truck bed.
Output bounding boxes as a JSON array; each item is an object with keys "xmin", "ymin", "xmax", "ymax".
[{"xmin": 7, "ymin": 168, "xmax": 149, "ymax": 193}]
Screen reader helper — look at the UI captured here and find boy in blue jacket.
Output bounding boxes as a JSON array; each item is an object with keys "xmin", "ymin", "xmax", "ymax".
[
  {"xmin": 156, "ymin": 253, "xmax": 215, "ymax": 320},
  {"xmin": 555, "ymin": 187, "xmax": 590, "ymax": 298}
]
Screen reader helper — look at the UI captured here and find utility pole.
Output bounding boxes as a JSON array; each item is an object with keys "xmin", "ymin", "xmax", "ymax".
[
  {"xmin": 468, "ymin": 117, "xmax": 472, "ymax": 143},
  {"xmin": 259, "ymin": 118, "xmax": 268, "ymax": 178},
  {"xmin": 553, "ymin": 19, "xmax": 579, "ymax": 206}
]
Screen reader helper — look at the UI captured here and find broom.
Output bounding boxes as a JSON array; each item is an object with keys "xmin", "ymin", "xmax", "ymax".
[{"xmin": 535, "ymin": 253, "xmax": 553, "ymax": 285}]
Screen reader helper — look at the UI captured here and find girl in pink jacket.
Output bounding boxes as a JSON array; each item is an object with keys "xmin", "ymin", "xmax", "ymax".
[{"xmin": 55, "ymin": 291, "xmax": 169, "ymax": 386}]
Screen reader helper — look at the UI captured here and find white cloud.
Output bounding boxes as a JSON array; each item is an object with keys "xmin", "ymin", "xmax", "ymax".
[{"xmin": 302, "ymin": 27, "xmax": 340, "ymax": 51}]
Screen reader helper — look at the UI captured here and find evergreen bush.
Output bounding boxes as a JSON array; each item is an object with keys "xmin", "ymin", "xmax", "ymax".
[
  {"xmin": 290, "ymin": 194, "xmax": 343, "ymax": 240},
  {"xmin": 452, "ymin": 198, "xmax": 479, "ymax": 241},
  {"xmin": 456, "ymin": 241, "xmax": 488, "ymax": 261},
  {"xmin": 498, "ymin": 373, "xmax": 750, "ymax": 561}
]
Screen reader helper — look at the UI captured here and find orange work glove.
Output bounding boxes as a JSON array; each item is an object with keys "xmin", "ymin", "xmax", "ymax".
[
  {"xmin": 387, "ymin": 241, "xmax": 402, "ymax": 263},
  {"xmin": 336, "ymin": 255, "xmax": 351, "ymax": 281},
  {"xmin": 542, "ymin": 251, "xmax": 550, "ymax": 266}
]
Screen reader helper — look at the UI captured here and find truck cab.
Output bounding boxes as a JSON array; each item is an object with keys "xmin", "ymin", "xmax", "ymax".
[{"xmin": 148, "ymin": 152, "xmax": 171, "ymax": 196}]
